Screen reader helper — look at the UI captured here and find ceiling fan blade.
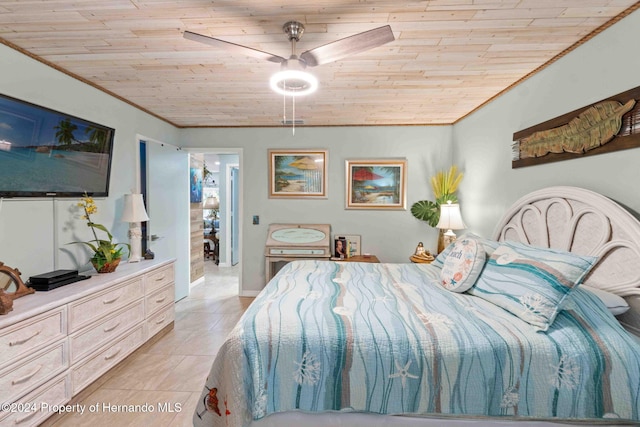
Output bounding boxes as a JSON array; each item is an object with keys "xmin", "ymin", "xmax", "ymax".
[
  {"xmin": 300, "ymin": 25, "xmax": 394, "ymax": 67},
  {"xmin": 184, "ymin": 31, "xmax": 285, "ymax": 64}
]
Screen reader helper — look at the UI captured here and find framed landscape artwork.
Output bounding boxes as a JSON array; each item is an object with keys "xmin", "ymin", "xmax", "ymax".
[
  {"xmin": 345, "ymin": 159, "xmax": 407, "ymax": 209},
  {"xmin": 268, "ymin": 149, "xmax": 327, "ymax": 198}
]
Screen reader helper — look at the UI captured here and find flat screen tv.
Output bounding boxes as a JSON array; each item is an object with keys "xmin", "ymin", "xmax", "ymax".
[{"xmin": 0, "ymin": 93, "xmax": 115, "ymax": 198}]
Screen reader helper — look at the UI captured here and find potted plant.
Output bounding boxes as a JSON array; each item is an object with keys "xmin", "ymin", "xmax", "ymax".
[
  {"xmin": 69, "ymin": 194, "xmax": 129, "ymax": 273},
  {"xmin": 410, "ymin": 165, "xmax": 463, "ymax": 252}
]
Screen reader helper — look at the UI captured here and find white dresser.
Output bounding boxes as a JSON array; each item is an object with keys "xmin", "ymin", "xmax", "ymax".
[{"xmin": 0, "ymin": 258, "xmax": 175, "ymax": 426}]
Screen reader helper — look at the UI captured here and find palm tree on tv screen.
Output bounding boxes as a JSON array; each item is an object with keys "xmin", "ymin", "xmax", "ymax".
[
  {"xmin": 54, "ymin": 118, "xmax": 78, "ymax": 149},
  {"xmin": 85, "ymin": 125, "xmax": 107, "ymax": 152}
]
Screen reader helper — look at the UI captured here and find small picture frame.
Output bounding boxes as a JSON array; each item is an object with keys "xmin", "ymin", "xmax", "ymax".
[
  {"xmin": 334, "ymin": 237, "xmax": 348, "ymax": 259},
  {"xmin": 346, "ymin": 159, "xmax": 407, "ymax": 209},
  {"xmin": 269, "ymin": 149, "xmax": 328, "ymax": 198},
  {"xmin": 335, "ymin": 234, "xmax": 361, "ymax": 257}
]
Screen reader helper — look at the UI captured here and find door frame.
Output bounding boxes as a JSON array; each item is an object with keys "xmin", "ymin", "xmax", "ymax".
[
  {"xmin": 184, "ymin": 147, "xmax": 244, "ymax": 294},
  {"xmin": 225, "ymin": 162, "xmax": 239, "ymax": 266}
]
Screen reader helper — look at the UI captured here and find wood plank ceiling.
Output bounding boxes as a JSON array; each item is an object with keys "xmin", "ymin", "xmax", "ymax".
[{"xmin": 1, "ymin": 1, "xmax": 638, "ymax": 128}]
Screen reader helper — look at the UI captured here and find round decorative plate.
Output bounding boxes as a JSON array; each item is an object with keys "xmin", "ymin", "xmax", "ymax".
[{"xmin": 271, "ymin": 228, "xmax": 326, "ymax": 244}]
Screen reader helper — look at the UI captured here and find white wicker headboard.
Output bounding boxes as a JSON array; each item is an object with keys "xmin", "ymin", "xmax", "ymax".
[{"xmin": 492, "ymin": 186, "xmax": 640, "ymax": 335}]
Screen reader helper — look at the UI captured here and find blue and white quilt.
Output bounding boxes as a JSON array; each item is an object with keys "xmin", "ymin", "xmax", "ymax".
[{"xmin": 194, "ymin": 260, "xmax": 640, "ymax": 426}]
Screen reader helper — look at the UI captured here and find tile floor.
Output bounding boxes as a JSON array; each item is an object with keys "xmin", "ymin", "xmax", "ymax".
[{"xmin": 50, "ymin": 262, "xmax": 250, "ymax": 427}]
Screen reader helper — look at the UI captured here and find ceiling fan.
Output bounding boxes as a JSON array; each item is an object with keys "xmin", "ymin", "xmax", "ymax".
[{"xmin": 184, "ymin": 21, "xmax": 394, "ymax": 96}]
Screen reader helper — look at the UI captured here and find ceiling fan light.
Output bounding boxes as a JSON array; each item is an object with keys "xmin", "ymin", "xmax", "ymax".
[{"xmin": 270, "ymin": 69, "xmax": 318, "ymax": 97}]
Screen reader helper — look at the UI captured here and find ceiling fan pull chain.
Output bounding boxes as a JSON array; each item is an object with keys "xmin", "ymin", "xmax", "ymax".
[
  {"xmin": 283, "ymin": 82, "xmax": 286, "ymax": 126},
  {"xmin": 293, "ymin": 94, "xmax": 296, "ymax": 136}
]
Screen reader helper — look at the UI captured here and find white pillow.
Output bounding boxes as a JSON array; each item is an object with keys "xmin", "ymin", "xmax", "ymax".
[
  {"xmin": 580, "ymin": 285, "xmax": 630, "ymax": 316},
  {"xmin": 440, "ymin": 238, "xmax": 486, "ymax": 293}
]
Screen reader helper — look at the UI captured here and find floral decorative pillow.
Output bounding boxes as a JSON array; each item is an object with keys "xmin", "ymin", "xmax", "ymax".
[
  {"xmin": 433, "ymin": 233, "xmax": 498, "ymax": 269},
  {"xmin": 440, "ymin": 238, "xmax": 486, "ymax": 292},
  {"xmin": 467, "ymin": 240, "xmax": 598, "ymax": 332}
]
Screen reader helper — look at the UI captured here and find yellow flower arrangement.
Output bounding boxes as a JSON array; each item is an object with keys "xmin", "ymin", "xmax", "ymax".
[
  {"xmin": 430, "ymin": 165, "xmax": 463, "ymax": 201},
  {"xmin": 69, "ymin": 193, "xmax": 129, "ymax": 272},
  {"xmin": 411, "ymin": 165, "xmax": 464, "ymax": 227}
]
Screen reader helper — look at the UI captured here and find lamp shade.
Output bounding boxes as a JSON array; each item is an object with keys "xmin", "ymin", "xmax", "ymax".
[
  {"xmin": 203, "ymin": 196, "xmax": 219, "ymax": 210},
  {"xmin": 436, "ymin": 202, "xmax": 466, "ymax": 230},
  {"xmin": 121, "ymin": 193, "xmax": 150, "ymax": 223}
]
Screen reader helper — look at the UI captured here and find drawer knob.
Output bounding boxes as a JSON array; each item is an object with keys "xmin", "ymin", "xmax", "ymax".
[
  {"xmin": 12, "ymin": 365, "xmax": 43, "ymax": 385},
  {"xmin": 155, "ymin": 296, "xmax": 167, "ymax": 304},
  {"xmin": 103, "ymin": 321, "xmax": 121, "ymax": 333},
  {"xmin": 155, "ymin": 314, "xmax": 167, "ymax": 325},
  {"xmin": 104, "ymin": 348, "xmax": 122, "ymax": 360},
  {"xmin": 9, "ymin": 330, "xmax": 41, "ymax": 346},
  {"xmin": 155, "ymin": 275, "xmax": 166, "ymax": 282}
]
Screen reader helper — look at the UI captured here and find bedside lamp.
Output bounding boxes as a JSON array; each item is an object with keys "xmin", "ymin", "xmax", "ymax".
[
  {"xmin": 121, "ymin": 193, "xmax": 150, "ymax": 263},
  {"xmin": 436, "ymin": 201, "xmax": 466, "ymax": 253}
]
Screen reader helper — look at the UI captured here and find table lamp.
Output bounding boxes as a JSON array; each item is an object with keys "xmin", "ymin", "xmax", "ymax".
[
  {"xmin": 203, "ymin": 196, "xmax": 219, "ymax": 227},
  {"xmin": 203, "ymin": 195, "xmax": 219, "ymax": 212},
  {"xmin": 436, "ymin": 201, "xmax": 466, "ymax": 253},
  {"xmin": 121, "ymin": 193, "xmax": 150, "ymax": 262}
]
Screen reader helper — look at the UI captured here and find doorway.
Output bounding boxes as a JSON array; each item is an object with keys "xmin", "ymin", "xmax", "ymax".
[{"xmin": 194, "ymin": 149, "xmax": 243, "ymax": 294}]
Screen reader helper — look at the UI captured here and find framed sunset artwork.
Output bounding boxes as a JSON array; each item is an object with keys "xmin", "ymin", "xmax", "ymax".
[{"xmin": 345, "ymin": 159, "xmax": 407, "ymax": 209}]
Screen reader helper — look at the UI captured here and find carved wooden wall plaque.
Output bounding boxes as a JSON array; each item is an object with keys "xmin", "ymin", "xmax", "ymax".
[{"xmin": 512, "ymin": 85, "xmax": 640, "ymax": 168}]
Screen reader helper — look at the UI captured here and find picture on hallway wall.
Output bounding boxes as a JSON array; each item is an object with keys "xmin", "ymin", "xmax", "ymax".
[
  {"xmin": 190, "ymin": 167, "xmax": 203, "ymax": 203},
  {"xmin": 345, "ymin": 159, "xmax": 407, "ymax": 210},
  {"xmin": 268, "ymin": 149, "xmax": 327, "ymax": 198}
]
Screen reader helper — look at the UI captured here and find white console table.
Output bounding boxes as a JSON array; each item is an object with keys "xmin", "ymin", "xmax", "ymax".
[{"xmin": 0, "ymin": 258, "xmax": 175, "ymax": 427}]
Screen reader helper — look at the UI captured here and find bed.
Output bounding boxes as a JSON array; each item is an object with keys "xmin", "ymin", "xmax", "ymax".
[{"xmin": 193, "ymin": 186, "xmax": 640, "ymax": 427}]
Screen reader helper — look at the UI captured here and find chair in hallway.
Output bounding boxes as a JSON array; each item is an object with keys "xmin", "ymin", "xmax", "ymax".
[{"xmin": 204, "ymin": 233, "xmax": 219, "ymax": 265}]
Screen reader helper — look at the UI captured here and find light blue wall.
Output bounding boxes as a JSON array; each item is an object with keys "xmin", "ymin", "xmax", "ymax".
[
  {"xmin": 0, "ymin": 39, "xmax": 452, "ymax": 293},
  {"xmin": 182, "ymin": 126, "xmax": 452, "ymax": 292},
  {"xmin": 454, "ymin": 8, "xmax": 640, "ymax": 239},
  {"xmin": 0, "ymin": 43, "xmax": 181, "ymax": 280}
]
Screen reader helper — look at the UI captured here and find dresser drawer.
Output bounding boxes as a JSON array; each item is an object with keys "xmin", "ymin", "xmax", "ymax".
[
  {"xmin": 71, "ymin": 324, "xmax": 145, "ymax": 395},
  {"xmin": 144, "ymin": 263, "xmax": 174, "ymax": 294},
  {"xmin": 146, "ymin": 304, "xmax": 175, "ymax": 339},
  {"xmin": 145, "ymin": 283, "xmax": 174, "ymax": 317},
  {"xmin": 68, "ymin": 277, "xmax": 144, "ymax": 333},
  {"xmin": 0, "ymin": 341, "xmax": 67, "ymax": 404},
  {"xmin": 0, "ymin": 307, "xmax": 66, "ymax": 368},
  {"xmin": 69, "ymin": 300, "xmax": 145, "ymax": 364},
  {"xmin": 0, "ymin": 372, "xmax": 71, "ymax": 427}
]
